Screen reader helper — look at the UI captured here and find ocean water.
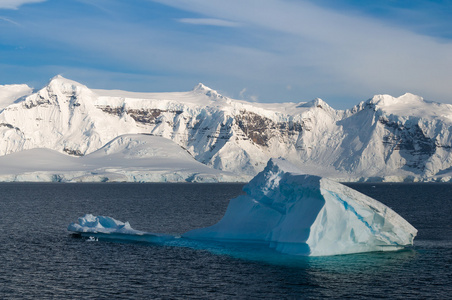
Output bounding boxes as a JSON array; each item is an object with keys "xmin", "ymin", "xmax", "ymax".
[{"xmin": 0, "ymin": 182, "xmax": 450, "ymax": 299}]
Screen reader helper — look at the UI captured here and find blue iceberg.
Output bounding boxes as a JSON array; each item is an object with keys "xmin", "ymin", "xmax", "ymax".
[
  {"xmin": 183, "ymin": 159, "xmax": 417, "ymax": 256},
  {"xmin": 68, "ymin": 159, "xmax": 417, "ymax": 256}
]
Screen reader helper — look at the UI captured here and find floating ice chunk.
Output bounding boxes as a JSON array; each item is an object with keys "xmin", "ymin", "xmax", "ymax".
[
  {"xmin": 67, "ymin": 214, "xmax": 174, "ymax": 243},
  {"xmin": 183, "ymin": 158, "xmax": 418, "ymax": 256},
  {"xmin": 67, "ymin": 214, "xmax": 145, "ymax": 235}
]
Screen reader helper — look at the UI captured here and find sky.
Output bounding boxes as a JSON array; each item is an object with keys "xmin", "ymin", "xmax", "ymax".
[{"xmin": 0, "ymin": 0, "xmax": 451, "ymax": 109}]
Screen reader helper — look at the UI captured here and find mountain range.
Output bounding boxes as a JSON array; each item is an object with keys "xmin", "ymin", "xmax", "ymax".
[{"xmin": 1, "ymin": 75, "xmax": 452, "ymax": 182}]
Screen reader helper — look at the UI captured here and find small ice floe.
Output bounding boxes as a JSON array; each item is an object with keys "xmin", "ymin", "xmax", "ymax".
[{"xmin": 68, "ymin": 214, "xmax": 174, "ymax": 243}]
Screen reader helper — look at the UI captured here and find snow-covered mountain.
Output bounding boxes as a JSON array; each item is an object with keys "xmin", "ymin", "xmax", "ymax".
[{"xmin": 1, "ymin": 75, "xmax": 452, "ymax": 182}]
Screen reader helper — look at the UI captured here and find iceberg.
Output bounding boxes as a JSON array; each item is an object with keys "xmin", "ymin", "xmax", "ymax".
[
  {"xmin": 68, "ymin": 214, "xmax": 173, "ymax": 243},
  {"xmin": 183, "ymin": 159, "xmax": 417, "ymax": 256},
  {"xmin": 68, "ymin": 159, "xmax": 417, "ymax": 256}
]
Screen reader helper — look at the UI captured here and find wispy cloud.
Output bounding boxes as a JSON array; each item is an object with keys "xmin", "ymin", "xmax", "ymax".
[
  {"xmin": 0, "ymin": 16, "xmax": 20, "ymax": 25},
  {"xmin": 178, "ymin": 18, "xmax": 240, "ymax": 27},
  {"xmin": 239, "ymin": 88, "xmax": 247, "ymax": 98},
  {"xmin": 150, "ymin": 0, "xmax": 452, "ymax": 105},
  {"xmin": 0, "ymin": 0, "xmax": 46, "ymax": 9}
]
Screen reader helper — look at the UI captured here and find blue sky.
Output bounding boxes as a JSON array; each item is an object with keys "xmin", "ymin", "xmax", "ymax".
[{"xmin": 1, "ymin": 0, "xmax": 451, "ymax": 109}]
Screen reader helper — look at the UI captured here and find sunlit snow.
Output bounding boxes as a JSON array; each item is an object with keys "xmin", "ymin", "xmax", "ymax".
[{"xmin": 0, "ymin": 134, "xmax": 245, "ymax": 182}]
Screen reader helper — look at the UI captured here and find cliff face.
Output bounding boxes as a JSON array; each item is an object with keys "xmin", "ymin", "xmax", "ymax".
[{"xmin": 2, "ymin": 75, "xmax": 452, "ymax": 181}]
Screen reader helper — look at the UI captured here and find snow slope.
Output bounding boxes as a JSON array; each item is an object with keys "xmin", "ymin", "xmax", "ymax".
[
  {"xmin": 0, "ymin": 134, "xmax": 245, "ymax": 182},
  {"xmin": 1, "ymin": 75, "xmax": 452, "ymax": 182},
  {"xmin": 68, "ymin": 159, "xmax": 417, "ymax": 256}
]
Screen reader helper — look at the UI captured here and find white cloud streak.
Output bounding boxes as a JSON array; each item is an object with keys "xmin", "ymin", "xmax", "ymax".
[
  {"xmin": 0, "ymin": 0, "xmax": 46, "ymax": 9},
  {"xmin": 0, "ymin": 16, "xmax": 20, "ymax": 25},
  {"xmin": 239, "ymin": 88, "xmax": 246, "ymax": 98},
  {"xmin": 178, "ymin": 18, "xmax": 240, "ymax": 27}
]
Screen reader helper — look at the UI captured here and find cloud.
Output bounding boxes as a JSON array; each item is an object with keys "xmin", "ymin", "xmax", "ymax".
[
  {"xmin": 149, "ymin": 0, "xmax": 452, "ymax": 105},
  {"xmin": 0, "ymin": 0, "xmax": 46, "ymax": 9},
  {"xmin": 3, "ymin": 0, "xmax": 452, "ymax": 109},
  {"xmin": 0, "ymin": 16, "xmax": 20, "ymax": 25},
  {"xmin": 237, "ymin": 87, "xmax": 259, "ymax": 102},
  {"xmin": 239, "ymin": 88, "xmax": 247, "ymax": 98},
  {"xmin": 178, "ymin": 18, "xmax": 240, "ymax": 27},
  {"xmin": 249, "ymin": 95, "xmax": 259, "ymax": 102}
]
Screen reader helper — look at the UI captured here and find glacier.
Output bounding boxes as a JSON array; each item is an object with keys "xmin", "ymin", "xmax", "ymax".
[{"xmin": 68, "ymin": 159, "xmax": 417, "ymax": 257}]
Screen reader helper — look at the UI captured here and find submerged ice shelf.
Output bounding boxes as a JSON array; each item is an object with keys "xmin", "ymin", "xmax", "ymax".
[{"xmin": 68, "ymin": 159, "xmax": 417, "ymax": 256}]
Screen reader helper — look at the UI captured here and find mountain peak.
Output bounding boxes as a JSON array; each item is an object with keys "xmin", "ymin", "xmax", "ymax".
[
  {"xmin": 193, "ymin": 83, "xmax": 211, "ymax": 92},
  {"xmin": 192, "ymin": 83, "xmax": 225, "ymax": 100},
  {"xmin": 297, "ymin": 98, "xmax": 331, "ymax": 110},
  {"xmin": 367, "ymin": 93, "xmax": 424, "ymax": 108},
  {"xmin": 41, "ymin": 75, "xmax": 92, "ymax": 99},
  {"xmin": 47, "ymin": 75, "xmax": 85, "ymax": 87}
]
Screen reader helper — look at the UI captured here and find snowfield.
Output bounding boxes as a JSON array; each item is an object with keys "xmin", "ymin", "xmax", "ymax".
[
  {"xmin": 1, "ymin": 75, "xmax": 452, "ymax": 182},
  {"xmin": 0, "ymin": 134, "xmax": 245, "ymax": 182}
]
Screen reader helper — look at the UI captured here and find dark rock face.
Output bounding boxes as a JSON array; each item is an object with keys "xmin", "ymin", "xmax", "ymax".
[
  {"xmin": 63, "ymin": 148, "xmax": 84, "ymax": 156},
  {"xmin": 235, "ymin": 111, "xmax": 273, "ymax": 146},
  {"xmin": 97, "ymin": 105, "xmax": 124, "ymax": 117},
  {"xmin": 97, "ymin": 106, "xmax": 185, "ymax": 125},
  {"xmin": 380, "ymin": 117, "xmax": 436, "ymax": 171},
  {"xmin": 126, "ymin": 109, "xmax": 163, "ymax": 124},
  {"xmin": 0, "ymin": 123, "xmax": 20, "ymax": 131},
  {"xmin": 235, "ymin": 110, "xmax": 304, "ymax": 147},
  {"xmin": 23, "ymin": 95, "xmax": 51, "ymax": 109}
]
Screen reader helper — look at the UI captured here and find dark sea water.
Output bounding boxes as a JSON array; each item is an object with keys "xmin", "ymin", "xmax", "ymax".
[{"xmin": 0, "ymin": 182, "xmax": 451, "ymax": 299}]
